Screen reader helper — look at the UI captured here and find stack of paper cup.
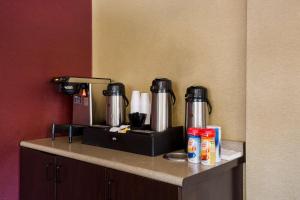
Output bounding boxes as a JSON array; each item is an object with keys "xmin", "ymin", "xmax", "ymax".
[
  {"xmin": 130, "ymin": 90, "xmax": 140, "ymax": 113},
  {"xmin": 140, "ymin": 93, "xmax": 151, "ymax": 125}
]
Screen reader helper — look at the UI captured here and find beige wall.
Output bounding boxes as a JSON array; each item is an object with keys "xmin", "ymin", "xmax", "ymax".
[
  {"xmin": 247, "ymin": 0, "xmax": 300, "ymax": 199},
  {"xmin": 92, "ymin": 0, "xmax": 246, "ymax": 141}
]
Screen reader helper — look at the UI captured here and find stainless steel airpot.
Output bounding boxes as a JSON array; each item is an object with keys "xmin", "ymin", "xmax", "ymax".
[
  {"xmin": 150, "ymin": 78, "xmax": 176, "ymax": 132},
  {"xmin": 185, "ymin": 86, "xmax": 212, "ymax": 130},
  {"xmin": 103, "ymin": 82, "xmax": 129, "ymax": 127}
]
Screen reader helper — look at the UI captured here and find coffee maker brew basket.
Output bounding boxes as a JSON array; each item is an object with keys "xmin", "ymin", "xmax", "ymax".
[{"xmin": 52, "ymin": 76, "xmax": 111, "ymax": 126}]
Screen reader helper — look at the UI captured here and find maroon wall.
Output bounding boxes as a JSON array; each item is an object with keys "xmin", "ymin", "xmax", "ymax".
[{"xmin": 0, "ymin": 1, "xmax": 91, "ymax": 199}]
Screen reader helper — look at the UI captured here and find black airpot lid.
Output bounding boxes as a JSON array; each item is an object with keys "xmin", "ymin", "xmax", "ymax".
[
  {"xmin": 150, "ymin": 78, "xmax": 173, "ymax": 93},
  {"xmin": 103, "ymin": 82, "xmax": 125, "ymax": 96},
  {"xmin": 185, "ymin": 86, "xmax": 208, "ymax": 102}
]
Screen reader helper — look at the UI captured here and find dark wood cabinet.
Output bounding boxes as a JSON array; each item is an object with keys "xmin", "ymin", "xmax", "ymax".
[
  {"xmin": 20, "ymin": 148, "xmax": 55, "ymax": 200},
  {"xmin": 20, "ymin": 148, "xmax": 106, "ymax": 200},
  {"xmin": 20, "ymin": 147, "xmax": 244, "ymax": 200},
  {"xmin": 55, "ymin": 156, "xmax": 106, "ymax": 200},
  {"xmin": 106, "ymin": 169, "xmax": 180, "ymax": 200},
  {"xmin": 20, "ymin": 147, "xmax": 180, "ymax": 200}
]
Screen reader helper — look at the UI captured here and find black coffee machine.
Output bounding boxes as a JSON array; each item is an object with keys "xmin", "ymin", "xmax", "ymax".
[{"xmin": 51, "ymin": 76, "xmax": 111, "ymax": 142}]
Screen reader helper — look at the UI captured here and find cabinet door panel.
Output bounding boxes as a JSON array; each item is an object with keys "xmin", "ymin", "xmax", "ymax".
[
  {"xmin": 20, "ymin": 148, "xmax": 55, "ymax": 200},
  {"xmin": 107, "ymin": 169, "xmax": 179, "ymax": 200},
  {"xmin": 56, "ymin": 156, "xmax": 106, "ymax": 200}
]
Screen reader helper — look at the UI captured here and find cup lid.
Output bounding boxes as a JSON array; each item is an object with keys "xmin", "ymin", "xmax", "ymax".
[
  {"xmin": 187, "ymin": 128, "xmax": 202, "ymax": 136},
  {"xmin": 199, "ymin": 128, "xmax": 215, "ymax": 138}
]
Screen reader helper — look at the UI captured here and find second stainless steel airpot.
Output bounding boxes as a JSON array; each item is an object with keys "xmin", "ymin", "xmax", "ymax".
[
  {"xmin": 150, "ymin": 78, "xmax": 176, "ymax": 132},
  {"xmin": 103, "ymin": 82, "xmax": 129, "ymax": 127}
]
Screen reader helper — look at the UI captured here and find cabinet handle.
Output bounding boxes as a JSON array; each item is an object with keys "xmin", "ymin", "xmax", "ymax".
[
  {"xmin": 55, "ymin": 165, "xmax": 62, "ymax": 183},
  {"xmin": 107, "ymin": 179, "xmax": 114, "ymax": 200},
  {"xmin": 45, "ymin": 163, "xmax": 53, "ymax": 181}
]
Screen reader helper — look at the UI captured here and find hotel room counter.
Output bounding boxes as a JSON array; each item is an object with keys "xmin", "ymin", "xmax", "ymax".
[{"xmin": 20, "ymin": 137, "xmax": 244, "ymax": 186}]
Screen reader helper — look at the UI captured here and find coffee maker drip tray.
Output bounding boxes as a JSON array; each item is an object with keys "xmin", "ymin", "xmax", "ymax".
[{"xmin": 82, "ymin": 126, "xmax": 184, "ymax": 156}]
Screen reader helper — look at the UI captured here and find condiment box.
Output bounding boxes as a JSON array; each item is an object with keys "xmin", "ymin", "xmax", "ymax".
[{"xmin": 82, "ymin": 126, "xmax": 184, "ymax": 156}]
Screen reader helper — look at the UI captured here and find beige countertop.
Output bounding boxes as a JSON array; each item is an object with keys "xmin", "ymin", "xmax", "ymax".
[{"xmin": 20, "ymin": 137, "xmax": 244, "ymax": 186}]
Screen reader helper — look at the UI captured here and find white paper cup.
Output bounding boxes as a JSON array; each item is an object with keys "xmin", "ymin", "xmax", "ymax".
[
  {"xmin": 130, "ymin": 90, "xmax": 140, "ymax": 113},
  {"xmin": 140, "ymin": 93, "xmax": 151, "ymax": 124}
]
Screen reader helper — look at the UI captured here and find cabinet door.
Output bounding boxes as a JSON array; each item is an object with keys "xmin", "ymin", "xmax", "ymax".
[
  {"xmin": 55, "ymin": 156, "xmax": 106, "ymax": 200},
  {"xmin": 107, "ymin": 169, "xmax": 180, "ymax": 200},
  {"xmin": 20, "ymin": 147, "xmax": 55, "ymax": 200}
]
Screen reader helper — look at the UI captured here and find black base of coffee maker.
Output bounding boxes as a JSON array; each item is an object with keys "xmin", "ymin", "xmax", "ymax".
[{"xmin": 51, "ymin": 123, "xmax": 85, "ymax": 143}]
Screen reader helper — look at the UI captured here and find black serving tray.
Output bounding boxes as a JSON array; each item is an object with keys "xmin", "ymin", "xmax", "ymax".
[{"xmin": 82, "ymin": 126, "xmax": 184, "ymax": 156}]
